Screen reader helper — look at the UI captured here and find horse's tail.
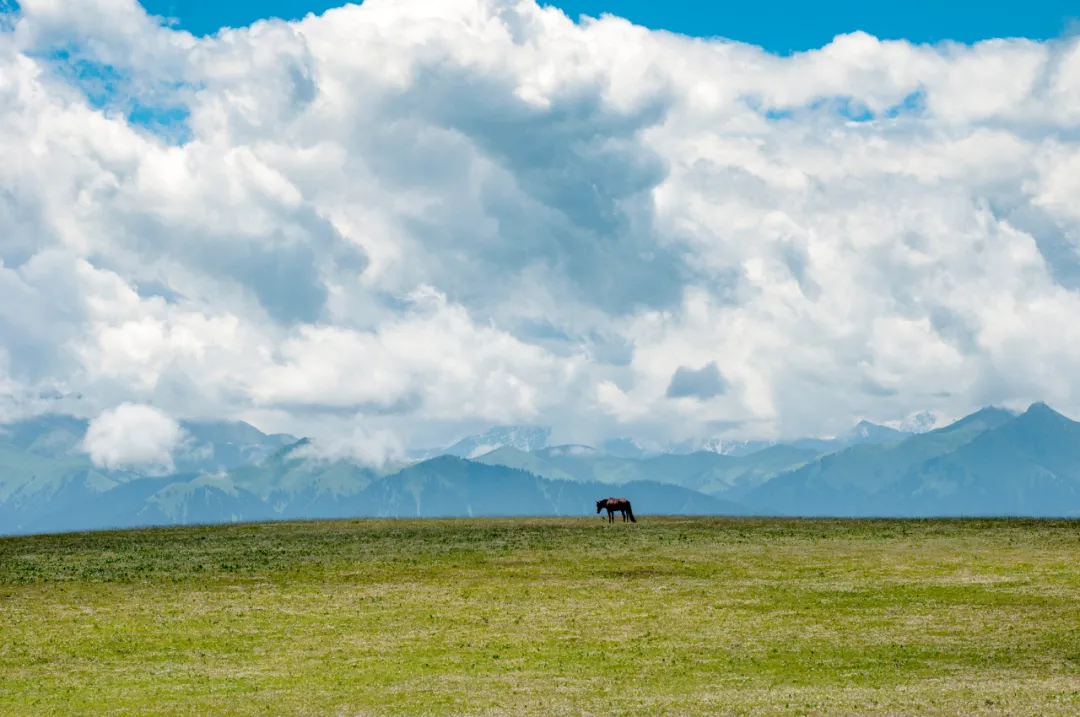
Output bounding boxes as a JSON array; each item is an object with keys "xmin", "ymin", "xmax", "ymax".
[{"xmin": 627, "ymin": 504, "xmax": 636, "ymax": 523}]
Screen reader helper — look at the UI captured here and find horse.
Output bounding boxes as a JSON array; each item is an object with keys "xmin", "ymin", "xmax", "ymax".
[{"xmin": 596, "ymin": 497, "xmax": 636, "ymax": 523}]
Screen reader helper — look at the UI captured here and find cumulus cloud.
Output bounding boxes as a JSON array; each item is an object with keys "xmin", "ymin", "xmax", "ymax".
[
  {"xmin": 1, "ymin": 0, "xmax": 1080, "ymax": 449},
  {"xmin": 286, "ymin": 427, "xmax": 406, "ymax": 467},
  {"xmin": 82, "ymin": 403, "xmax": 185, "ymax": 471}
]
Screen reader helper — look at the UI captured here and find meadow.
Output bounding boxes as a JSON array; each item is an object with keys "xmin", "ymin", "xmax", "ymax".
[{"xmin": 2, "ymin": 516, "xmax": 1080, "ymax": 716}]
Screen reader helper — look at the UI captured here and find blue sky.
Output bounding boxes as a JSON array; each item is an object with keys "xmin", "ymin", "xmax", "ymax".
[{"xmin": 140, "ymin": 0, "xmax": 1078, "ymax": 53}]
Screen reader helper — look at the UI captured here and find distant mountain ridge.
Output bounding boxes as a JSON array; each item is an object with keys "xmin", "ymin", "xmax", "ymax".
[
  {"xmin": 408, "ymin": 425, "xmax": 552, "ymax": 461},
  {"xmin": 740, "ymin": 405, "xmax": 1071, "ymax": 517},
  {"xmin": 889, "ymin": 410, "xmax": 947, "ymax": 434},
  {"xmin": 415, "ymin": 415, "xmax": 921, "ymax": 463},
  {"xmin": 0, "ymin": 414, "xmax": 299, "ymax": 534},
  {"xmin": 356, "ymin": 457, "xmax": 745, "ymax": 519},
  {"xmin": 476, "ymin": 443, "xmax": 820, "ymax": 500},
  {"xmin": 7, "ymin": 402, "xmax": 1080, "ymax": 535}
]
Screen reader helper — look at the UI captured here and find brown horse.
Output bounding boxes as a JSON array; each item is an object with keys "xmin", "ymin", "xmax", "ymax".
[{"xmin": 596, "ymin": 497, "xmax": 636, "ymax": 523}]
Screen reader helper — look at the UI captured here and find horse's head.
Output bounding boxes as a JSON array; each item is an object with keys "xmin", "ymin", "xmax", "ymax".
[{"xmin": 596, "ymin": 499, "xmax": 605, "ymax": 514}]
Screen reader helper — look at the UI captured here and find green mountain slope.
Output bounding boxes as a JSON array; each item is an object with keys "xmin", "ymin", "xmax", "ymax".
[
  {"xmin": 171, "ymin": 420, "xmax": 299, "ymax": 474},
  {"xmin": 0, "ymin": 414, "xmax": 305, "ymax": 533},
  {"xmin": 226, "ymin": 439, "xmax": 407, "ymax": 519},
  {"xmin": 350, "ymin": 457, "xmax": 747, "ymax": 518},
  {"xmin": 744, "ymin": 406, "xmax": 1024, "ymax": 516},
  {"xmin": 886, "ymin": 403, "xmax": 1080, "ymax": 516},
  {"xmin": 479, "ymin": 444, "xmax": 817, "ymax": 498},
  {"xmin": 0, "ymin": 432, "xmax": 129, "ymax": 534},
  {"xmin": 134, "ymin": 475, "xmax": 271, "ymax": 527},
  {"xmin": 784, "ymin": 420, "xmax": 911, "ymax": 453},
  {"xmin": 528, "ymin": 446, "xmax": 644, "ymax": 484},
  {"xmin": 0, "ymin": 414, "xmax": 90, "ymax": 458},
  {"xmin": 473, "ymin": 446, "xmax": 578, "ymax": 481},
  {"xmin": 639, "ymin": 445, "xmax": 820, "ymax": 497}
]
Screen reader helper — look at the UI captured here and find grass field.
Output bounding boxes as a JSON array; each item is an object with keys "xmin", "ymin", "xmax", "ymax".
[{"xmin": 3, "ymin": 517, "xmax": 1080, "ymax": 716}]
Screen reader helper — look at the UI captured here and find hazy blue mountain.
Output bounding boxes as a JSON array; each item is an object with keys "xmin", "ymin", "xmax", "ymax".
[
  {"xmin": 8, "ymin": 472, "xmax": 272, "ymax": 535},
  {"xmin": 0, "ymin": 414, "xmax": 91, "ymax": 459},
  {"xmin": 598, "ymin": 436, "xmax": 776, "ymax": 458},
  {"xmin": 131, "ymin": 475, "xmax": 270, "ymax": 528},
  {"xmin": 473, "ymin": 446, "xmax": 580, "ymax": 481},
  {"xmin": 350, "ymin": 456, "xmax": 746, "ymax": 518},
  {"xmin": 1, "ymin": 467, "xmax": 124, "ymax": 535},
  {"xmin": 12, "ymin": 403, "xmax": 1080, "ymax": 534},
  {"xmin": 700, "ymin": 445, "xmax": 822, "ymax": 499},
  {"xmin": 786, "ymin": 420, "xmax": 912, "ymax": 453},
  {"xmin": 607, "ymin": 421, "xmax": 907, "ymax": 459},
  {"xmin": 530, "ymin": 445, "xmax": 644, "ymax": 484},
  {"xmin": 172, "ymin": 420, "xmax": 300, "ymax": 474},
  {"xmin": 0, "ymin": 414, "xmax": 297, "ymax": 472},
  {"xmin": 409, "ymin": 425, "xmax": 552, "ymax": 461},
  {"xmin": 478, "ymin": 443, "xmax": 818, "ymax": 499},
  {"xmin": 844, "ymin": 420, "xmax": 911, "ymax": 444},
  {"xmin": 27, "ymin": 473, "xmax": 198, "ymax": 534},
  {"xmin": 407, "ymin": 417, "xmax": 914, "ymax": 465},
  {"xmin": 884, "ymin": 403, "xmax": 1080, "ymax": 516},
  {"xmin": 3, "ymin": 455, "xmax": 748, "ymax": 534},
  {"xmin": 607, "ymin": 448, "xmax": 818, "ymax": 498},
  {"xmin": 744, "ymin": 406, "xmax": 1034, "ymax": 516},
  {"xmin": 227, "ymin": 438, "xmax": 405, "ymax": 520},
  {"xmin": 661, "ymin": 438, "xmax": 781, "ymax": 457},
  {"xmin": 0, "ymin": 423, "xmax": 135, "ymax": 534},
  {"xmin": 0, "ymin": 414, "xmax": 299, "ymax": 534},
  {"xmin": 598, "ymin": 438, "xmax": 654, "ymax": 458},
  {"xmin": 893, "ymin": 410, "xmax": 946, "ymax": 434}
]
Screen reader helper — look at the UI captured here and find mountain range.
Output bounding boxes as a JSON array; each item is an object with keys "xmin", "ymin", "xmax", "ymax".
[
  {"xmin": 4, "ymin": 402, "xmax": 1080, "ymax": 536},
  {"xmin": 410, "ymin": 418, "xmax": 923, "ymax": 461}
]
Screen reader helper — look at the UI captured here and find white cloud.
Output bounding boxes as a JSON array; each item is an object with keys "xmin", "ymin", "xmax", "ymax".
[
  {"xmin": 251, "ymin": 285, "xmax": 584, "ymax": 424},
  {"xmin": 286, "ymin": 427, "xmax": 405, "ymax": 467},
  {"xmin": 82, "ymin": 402, "xmax": 185, "ymax": 471},
  {"xmin": 1, "ymin": 0, "xmax": 1080, "ymax": 450}
]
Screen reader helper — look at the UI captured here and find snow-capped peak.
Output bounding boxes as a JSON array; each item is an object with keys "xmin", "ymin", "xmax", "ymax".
[
  {"xmin": 420, "ymin": 425, "xmax": 552, "ymax": 460},
  {"xmin": 888, "ymin": 410, "xmax": 947, "ymax": 434}
]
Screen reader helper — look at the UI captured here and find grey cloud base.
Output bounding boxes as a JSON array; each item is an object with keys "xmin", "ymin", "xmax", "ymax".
[{"xmin": 666, "ymin": 362, "xmax": 728, "ymax": 400}]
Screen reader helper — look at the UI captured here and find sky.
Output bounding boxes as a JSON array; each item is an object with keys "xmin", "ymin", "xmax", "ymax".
[
  {"xmin": 2, "ymin": 0, "xmax": 1080, "ymax": 469},
  {"xmin": 141, "ymin": 0, "xmax": 1080, "ymax": 54}
]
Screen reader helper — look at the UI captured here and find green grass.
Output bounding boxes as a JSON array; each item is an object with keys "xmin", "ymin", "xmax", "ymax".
[{"xmin": 3, "ymin": 517, "xmax": 1080, "ymax": 716}]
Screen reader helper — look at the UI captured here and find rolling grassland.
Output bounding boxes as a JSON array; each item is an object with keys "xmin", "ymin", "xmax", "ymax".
[{"xmin": 2, "ymin": 517, "xmax": 1079, "ymax": 716}]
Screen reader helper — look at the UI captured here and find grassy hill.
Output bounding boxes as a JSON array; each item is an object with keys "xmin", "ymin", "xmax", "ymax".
[{"xmin": 2, "ymin": 517, "xmax": 1079, "ymax": 716}]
